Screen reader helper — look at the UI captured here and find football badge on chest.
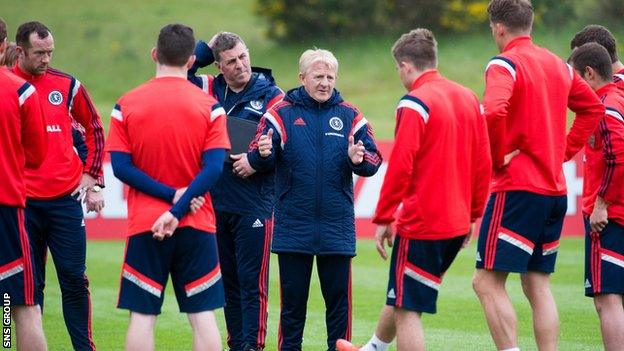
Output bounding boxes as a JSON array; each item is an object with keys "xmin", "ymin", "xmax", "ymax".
[
  {"xmin": 329, "ymin": 117, "xmax": 343, "ymax": 131},
  {"xmin": 48, "ymin": 90, "xmax": 63, "ymax": 106},
  {"xmin": 249, "ymin": 99, "xmax": 264, "ymax": 110}
]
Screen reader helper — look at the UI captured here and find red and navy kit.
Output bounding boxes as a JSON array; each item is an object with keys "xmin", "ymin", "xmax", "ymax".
[
  {"xmin": 0, "ymin": 70, "xmax": 46, "ymax": 307},
  {"xmin": 11, "ymin": 65, "xmax": 104, "ymax": 199},
  {"xmin": 107, "ymin": 76, "xmax": 230, "ymax": 315},
  {"xmin": 372, "ymin": 70, "xmax": 491, "ymax": 314},
  {"xmin": 582, "ymin": 82, "xmax": 624, "ymax": 296},
  {"xmin": 477, "ymin": 36, "xmax": 604, "ymax": 274},
  {"xmin": 189, "ymin": 43, "xmax": 285, "ymax": 351},
  {"xmin": 13, "ymin": 63, "xmax": 103, "ymax": 351},
  {"xmin": 613, "ymin": 68, "xmax": 624, "ymax": 91}
]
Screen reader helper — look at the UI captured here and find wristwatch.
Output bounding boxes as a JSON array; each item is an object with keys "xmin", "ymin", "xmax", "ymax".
[{"xmin": 90, "ymin": 185, "xmax": 102, "ymax": 193}]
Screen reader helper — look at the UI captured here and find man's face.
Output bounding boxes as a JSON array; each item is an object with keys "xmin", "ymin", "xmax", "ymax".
[
  {"xmin": 396, "ymin": 61, "xmax": 412, "ymax": 91},
  {"xmin": 299, "ymin": 61, "xmax": 336, "ymax": 103},
  {"xmin": 216, "ymin": 42, "xmax": 251, "ymax": 90},
  {"xmin": 19, "ymin": 32, "xmax": 54, "ymax": 76}
]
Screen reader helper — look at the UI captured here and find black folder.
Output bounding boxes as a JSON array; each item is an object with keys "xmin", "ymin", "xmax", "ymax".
[{"xmin": 226, "ymin": 116, "xmax": 259, "ymax": 162}]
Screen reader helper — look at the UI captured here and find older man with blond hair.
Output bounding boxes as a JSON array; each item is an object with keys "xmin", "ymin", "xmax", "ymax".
[{"xmin": 247, "ymin": 49, "xmax": 382, "ymax": 351}]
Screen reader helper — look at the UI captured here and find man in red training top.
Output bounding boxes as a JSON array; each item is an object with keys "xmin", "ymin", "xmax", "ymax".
[
  {"xmin": 12, "ymin": 21, "xmax": 105, "ymax": 351},
  {"xmin": 472, "ymin": 1, "xmax": 604, "ymax": 350},
  {"xmin": 571, "ymin": 25, "xmax": 624, "ymax": 91},
  {"xmin": 338, "ymin": 28, "xmax": 491, "ymax": 351},
  {"xmin": 0, "ymin": 17, "xmax": 48, "ymax": 351},
  {"xmin": 569, "ymin": 42, "xmax": 624, "ymax": 351},
  {"xmin": 106, "ymin": 23, "xmax": 230, "ymax": 350}
]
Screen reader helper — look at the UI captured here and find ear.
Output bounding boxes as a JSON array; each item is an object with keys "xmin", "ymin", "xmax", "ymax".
[
  {"xmin": 585, "ymin": 66, "xmax": 595, "ymax": 80},
  {"xmin": 150, "ymin": 47, "xmax": 158, "ymax": 63},
  {"xmin": 494, "ymin": 22, "xmax": 505, "ymax": 37},
  {"xmin": 0, "ymin": 38, "xmax": 7, "ymax": 55},
  {"xmin": 298, "ymin": 71, "xmax": 306, "ymax": 84},
  {"xmin": 186, "ymin": 54, "xmax": 196, "ymax": 69}
]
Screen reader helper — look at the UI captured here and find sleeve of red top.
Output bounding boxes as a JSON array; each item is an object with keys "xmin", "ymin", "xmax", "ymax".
[
  {"xmin": 203, "ymin": 103, "xmax": 231, "ymax": 151},
  {"xmin": 70, "ymin": 83, "xmax": 105, "ymax": 179},
  {"xmin": 105, "ymin": 103, "xmax": 131, "ymax": 153},
  {"xmin": 373, "ymin": 102, "xmax": 425, "ymax": 224},
  {"xmin": 471, "ymin": 110, "xmax": 493, "ymax": 222},
  {"xmin": 20, "ymin": 85, "xmax": 48, "ymax": 169},
  {"xmin": 597, "ymin": 111, "xmax": 624, "ymax": 203},
  {"xmin": 565, "ymin": 71, "xmax": 604, "ymax": 161},
  {"xmin": 483, "ymin": 61, "xmax": 515, "ymax": 170}
]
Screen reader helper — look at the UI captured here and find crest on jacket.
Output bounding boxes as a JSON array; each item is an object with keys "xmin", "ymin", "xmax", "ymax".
[{"xmin": 329, "ymin": 117, "xmax": 343, "ymax": 131}]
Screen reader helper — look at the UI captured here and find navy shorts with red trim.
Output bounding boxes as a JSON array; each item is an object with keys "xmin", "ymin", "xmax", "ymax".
[
  {"xmin": 385, "ymin": 234, "xmax": 465, "ymax": 314},
  {"xmin": 0, "ymin": 205, "xmax": 36, "ymax": 306},
  {"xmin": 585, "ymin": 218, "xmax": 624, "ymax": 297},
  {"xmin": 476, "ymin": 191, "xmax": 567, "ymax": 273},
  {"xmin": 117, "ymin": 227, "xmax": 224, "ymax": 314}
]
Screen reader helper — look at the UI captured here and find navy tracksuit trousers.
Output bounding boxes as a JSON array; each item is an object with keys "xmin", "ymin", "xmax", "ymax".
[
  {"xmin": 25, "ymin": 195, "xmax": 95, "ymax": 351},
  {"xmin": 277, "ymin": 253, "xmax": 352, "ymax": 351},
  {"xmin": 217, "ymin": 210, "xmax": 272, "ymax": 351}
]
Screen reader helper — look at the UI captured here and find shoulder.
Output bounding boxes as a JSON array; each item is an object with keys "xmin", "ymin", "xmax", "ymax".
[
  {"xmin": 485, "ymin": 55, "xmax": 517, "ymax": 79},
  {"xmin": 397, "ymin": 92, "xmax": 430, "ymax": 122},
  {"xmin": 46, "ymin": 67, "xmax": 77, "ymax": 84}
]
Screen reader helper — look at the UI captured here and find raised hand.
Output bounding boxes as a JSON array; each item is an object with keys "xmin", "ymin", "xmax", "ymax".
[
  {"xmin": 258, "ymin": 128, "xmax": 274, "ymax": 157},
  {"xmin": 348, "ymin": 135, "xmax": 365, "ymax": 165}
]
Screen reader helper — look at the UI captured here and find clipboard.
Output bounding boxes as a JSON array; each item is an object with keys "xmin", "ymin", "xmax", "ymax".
[{"xmin": 226, "ymin": 116, "xmax": 259, "ymax": 162}]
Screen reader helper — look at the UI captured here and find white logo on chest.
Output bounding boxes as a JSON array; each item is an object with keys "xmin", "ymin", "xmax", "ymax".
[
  {"xmin": 46, "ymin": 124, "xmax": 62, "ymax": 133},
  {"xmin": 329, "ymin": 117, "xmax": 343, "ymax": 131},
  {"xmin": 250, "ymin": 100, "xmax": 264, "ymax": 110},
  {"xmin": 48, "ymin": 91, "xmax": 63, "ymax": 106}
]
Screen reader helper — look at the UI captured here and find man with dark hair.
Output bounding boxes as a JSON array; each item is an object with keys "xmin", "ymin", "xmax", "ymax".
[
  {"xmin": 569, "ymin": 42, "xmax": 624, "ymax": 351},
  {"xmin": 12, "ymin": 20, "xmax": 105, "ymax": 351},
  {"xmin": 472, "ymin": 1, "xmax": 605, "ymax": 350},
  {"xmin": 0, "ymin": 17, "xmax": 49, "ymax": 351},
  {"xmin": 570, "ymin": 25, "xmax": 624, "ymax": 90},
  {"xmin": 107, "ymin": 23, "xmax": 229, "ymax": 351},
  {"xmin": 337, "ymin": 28, "xmax": 491, "ymax": 351},
  {"xmin": 188, "ymin": 31, "xmax": 283, "ymax": 351}
]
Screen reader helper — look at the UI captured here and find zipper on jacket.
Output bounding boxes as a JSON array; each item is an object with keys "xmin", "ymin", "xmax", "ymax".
[{"xmin": 314, "ymin": 103, "xmax": 323, "ymax": 253}]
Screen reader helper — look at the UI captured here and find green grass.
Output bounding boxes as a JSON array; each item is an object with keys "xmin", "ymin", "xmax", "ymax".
[
  {"xmin": 5, "ymin": 0, "xmax": 624, "ymax": 138},
  {"xmin": 13, "ymin": 238, "xmax": 597, "ymax": 350}
]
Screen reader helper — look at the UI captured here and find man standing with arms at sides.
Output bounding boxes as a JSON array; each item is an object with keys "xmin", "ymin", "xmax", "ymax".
[
  {"xmin": 107, "ymin": 23, "xmax": 230, "ymax": 351},
  {"xmin": 188, "ymin": 32, "xmax": 283, "ymax": 351},
  {"xmin": 472, "ymin": 1, "xmax": 605, "ymax": 350},
  {"xmin": 569, "ymin": 42, "xmax": 624, "ymax": 351},
  {"xmin": 0, "ymin": 17, "xmax": 48, "ymax": 351},
  {"xmin": 337, "ymin": 28, "xmax": 492, "ymax": 351},
  {"xmin": 12, "ymin": 21, "xmax": 105, "ymax": 351},
  {"xmin": 571, "ymin": 25, "xmax": 624, "ymax": 91}
]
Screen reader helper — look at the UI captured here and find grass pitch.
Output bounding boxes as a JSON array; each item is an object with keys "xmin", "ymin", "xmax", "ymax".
[{"xmin": 26, "ymin": 238, "xmax": 601, "ymax": 350}]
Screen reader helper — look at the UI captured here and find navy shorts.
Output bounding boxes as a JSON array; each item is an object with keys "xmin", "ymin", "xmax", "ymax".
[
  {"xmin": 476, "ymin": 191, "xmax": 567, "ymax": 273},
  {"xmin": 0, "ymin": 205, "xmax": 36, "ymax": 306},
  {"xmin": 585, "ymin": 218, "xmax": 624, "ymax": 297},
  {"xmin": 117, "ymin": 227, "xmax": 224, "ymax": 315},
  {"xmin": 385, "ymin": 234, "xmax": 465, "ymax": 314}
]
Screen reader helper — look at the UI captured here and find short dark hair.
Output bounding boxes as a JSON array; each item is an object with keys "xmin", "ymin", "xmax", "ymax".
[
  {"xmin": 569, "ymin": 42, "xmax": 613, "ymax": 82},
  {"xmin": 15, "ymin": 21, "xmax": 51, "ymax": 48},
  {"xmin": 570, "ymin": 25, "xmax": 618, "ymax": 63},
  {"xmin": 209, "ymin": 32, "xmax": 245, "ymax": 62},
  {"xmin": 488, "ymin": 0, "xmax": 533, "ymax": 33},
  {"xmin": 156, "ymin": 24, "xmax": 195, "ymax": 66},
  {"xmin": 0, "ymin": 19, "xmax": 7, "ymax": 42},
  {"xmin": 392, "ymin": 28, "xmax": 437, "ymax": 71}
]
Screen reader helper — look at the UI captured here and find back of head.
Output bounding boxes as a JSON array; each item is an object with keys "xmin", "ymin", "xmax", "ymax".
[
  {"xmin": 209, "ymin": 32, "xmax": 245, "ymax": 62},
  {"xmin": 156, "ymin": 24, "xmax": 195, "ymax": 67},
  {"xmin": 570, "ymin": 25, "xmax": 618, "ymax": 64},
  {"xmin": 392, "ymin": 28, "xmax": 438, "ymax": 71},
  {"xmin": 298, "ymin": 48, "xmax": 338, "ymax": 75},
  {"xmin": 0, "ymin": 18, "xmax": 6, "ymax": 43},
  {"xmin": 488, "ymin": 0, "xmax": 533, "ymax": 34},
  {"xmin": 1, "ymin": 43, "xmax": 19, "ymax": 67},
  {"xmin": 15, "ymin": 21, "xmax": 50, "ymax": 48},
  {"xmin": 569, "ymin": 42, "xmax": 613, "ymax": 82}
]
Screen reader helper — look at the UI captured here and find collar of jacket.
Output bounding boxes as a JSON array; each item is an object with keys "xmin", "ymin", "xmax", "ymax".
[
  {"xmin": 411, "ymin": 69, "xmax": 442, "ymax": 90},
  {"xmin": 285, "ymin": 86, "xmax": 344, "ymax": 108},
  {"xmin": 503, "ymin": 35, "xmax": 532, "ymax": 52},
  {"xmin": 213, "ymin": 66, "xmax": 277, "ymax": 103},
  {"xmin": 596, "ymin": 82, "xmax": 617, "ymax": 98}
]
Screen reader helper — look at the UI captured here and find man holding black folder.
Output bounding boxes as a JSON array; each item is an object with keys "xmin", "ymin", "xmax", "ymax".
[{"xmin": 188, "ymin": 32, "xmax": 283, "ymax": 351}]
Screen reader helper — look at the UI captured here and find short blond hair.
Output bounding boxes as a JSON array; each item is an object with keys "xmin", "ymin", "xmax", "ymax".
[{"xmin": 299, "ymin": 49, "xmax": 338, "ymax": 75}]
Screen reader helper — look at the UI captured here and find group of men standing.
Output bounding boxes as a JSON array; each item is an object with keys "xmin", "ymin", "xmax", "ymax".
[{"xmin": 1, "ymin": 0, "xmax": 624, "ymax": 350}]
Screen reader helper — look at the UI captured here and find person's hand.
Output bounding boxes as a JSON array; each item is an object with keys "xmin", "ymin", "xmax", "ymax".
[
  {"xmin": 152, "ymin": 211, "xmax": 179, "ymax": 241},
  {"xmin": 502, "ymin": 149, "xmax": 520, "ymax": 167},
  {"xmin": 375, "ymin": 224, "xmax": 395, "ymax": 260},
  {"xmin": 85, "ymin": 190, "xmax": 104, "ymax": 213},
  {"xmin": 258, "ymin": 129, "xmax": 274, "ymax": 157},
  {"xmin": 71, "ymin": 174, "xmax": 98, "ymax": 202},
  {"xmin": 348, "ymin": 135, "xmax": 365, "ymax": 165},
  {"xmin": 231, "ymin": 153, "xmax": 256, "ymax": 178},
  {"xmin": 462, "ymin": 223, "xmax": 476, "ymax": 249},
  {"xmin": 590, "ymin": 198, "xmax": 609, "ymax": 232},
  {"xmin": 189, "ymin": 196, "xmax": 205, "ymax": 214}
]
